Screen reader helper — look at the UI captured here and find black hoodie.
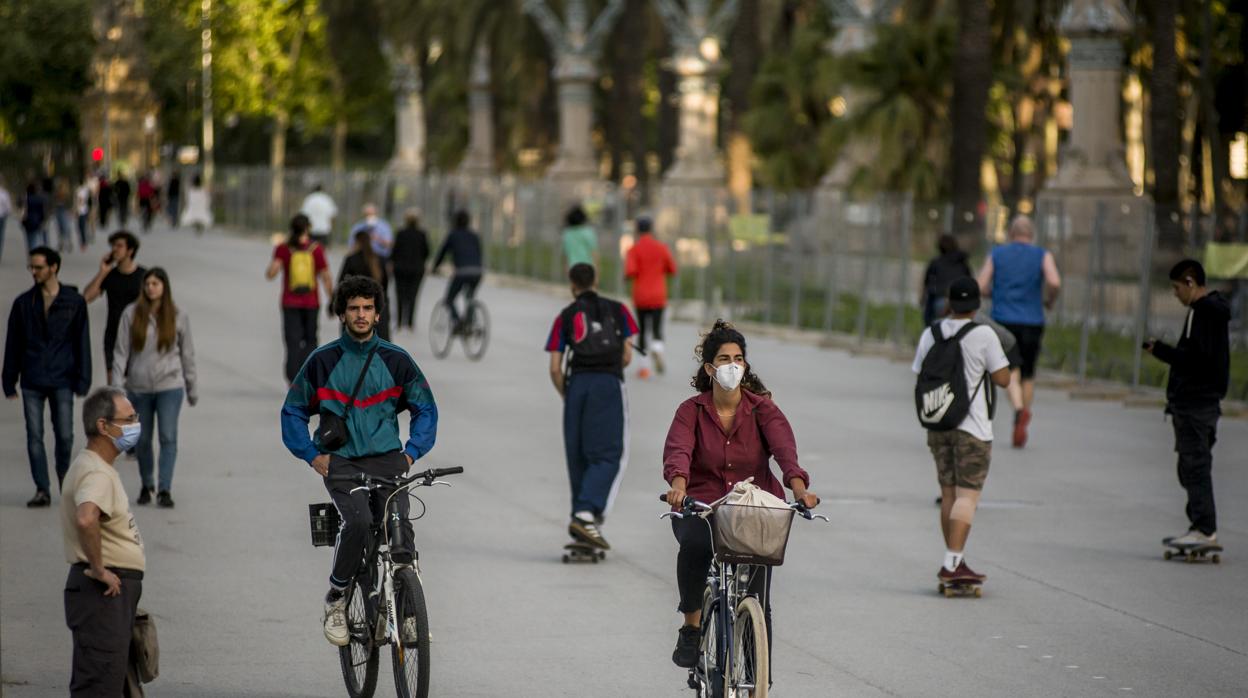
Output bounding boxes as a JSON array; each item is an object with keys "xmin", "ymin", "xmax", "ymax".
[
  {"xmin": 923, "ymin": 250, "xmax": 973, "ymax": 297},
  {"xmin": 1152, "ymin": 290, "xmax": 1231, "ymax": 406}
]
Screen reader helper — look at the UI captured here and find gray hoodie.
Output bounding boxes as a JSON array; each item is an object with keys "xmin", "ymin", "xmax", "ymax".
[{"xmin": 111, "ymin": 304, "xmax": 197, "ymax": 403}]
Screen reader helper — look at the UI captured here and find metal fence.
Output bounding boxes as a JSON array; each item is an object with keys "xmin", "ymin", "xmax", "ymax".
[{"xmin": 213, "ymin": 166, "xmax": 1248, "ymax": 399}]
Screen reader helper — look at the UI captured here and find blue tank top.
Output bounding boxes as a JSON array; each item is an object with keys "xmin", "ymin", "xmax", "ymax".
[{"xmin": 990, "ymin": 242, "xmax": 1046, "ymax": 326}]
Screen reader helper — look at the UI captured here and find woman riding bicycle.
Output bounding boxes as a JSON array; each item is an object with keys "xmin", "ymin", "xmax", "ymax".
[{"xmin": 663, "ymin": 320, "xmax": 819, "ymax": 669}]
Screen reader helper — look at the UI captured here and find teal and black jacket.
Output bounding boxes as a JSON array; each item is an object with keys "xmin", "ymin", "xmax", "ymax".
[{"xmin": 281, "ymin": 332, "xmax": 437, "ymax": 464}]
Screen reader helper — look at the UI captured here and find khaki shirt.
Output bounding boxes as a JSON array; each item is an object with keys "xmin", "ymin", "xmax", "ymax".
[{"xmin": 60, "ymin": 449, "xmax": 145, "ymax": 571}]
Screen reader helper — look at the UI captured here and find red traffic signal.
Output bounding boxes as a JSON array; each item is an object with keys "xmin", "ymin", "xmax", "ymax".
[{"xmin": 91, "ymin": 147, "xmax": 104, "ymax": 162}]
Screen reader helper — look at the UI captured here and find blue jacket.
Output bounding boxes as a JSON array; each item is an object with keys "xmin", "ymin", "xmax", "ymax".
[
  {"xmin": 3, "ymin": 284, "xmax": 92, "ymax": 396},
  {"xmin": 281, "ymin": 332, "xmax": 438, "ymax": 464}
]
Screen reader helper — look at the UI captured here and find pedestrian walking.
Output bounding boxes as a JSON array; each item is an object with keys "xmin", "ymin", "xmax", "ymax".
[
  {"xmin": 21, "ymin": 181, "xmax": 48, "ymax": 251},
  {"xmin": 390, "ymin": 208, "xmax": 430, "ymax": 332},
  {"xmin": 339, "ymin": 230, "xmax": 391, "ymax": 341},
  {"xmin": 912, "ymin": 277, "xmax": 1011, "ymax": 589},
  {"xmin": 545, "ymin": 263, "xmax": 638, "ymax": 550},
  {"xmin": 0, "ymin": 175, "xmax": 11, "ymax": 263},
  {"xmin": 166, "ymin": 171, "xmax": 181, "ymax": 227},
  {"xmin": 180, "ymin": 174, "xmax": 212, "ymax": 235},
  {"xmin": 280, "ymin": 275, "xmax": 438, "ymax": 647},
  {"xmin": 350, "ymin": 203, "xmax": 394, "ymax": 259},
  {"xmin": 97, "ymin": 172, "xmax": 114, "ymax": 231},
  {"xmin": 114, "ymin": 173, "xmax": 132, "ymax": 227},
  {"xmin": 976, "ymin": 214, "xmax": 1061, "ymax": 448},
  {"xmin": 75, "ymin": 178, "xmax": 92, "ymax": 251},
  {"xmin": 3, "ymin": 247, "xmax": 92, "ymax": 506},
  {"xmin": 662, "ymin": 319, "xmax": 817, "ymax": 668},
  {"xmin": 111, "ymin": 268, "xmax": 198, "ymax": 508},
  {"xmin": 1145, "ymin": 260, "xmax": 1231, "ymax": 550},
  {"xmin": 53, "ymin": 176, "xmax": 73, "ymax": 252},
  {"xmin": 83, "ymin": 231, "xmax": 146, "ymax": 385},
  {"xmin": 624, "ymin": 215, "xmax": 676, "ymax": 379},
  {"xmin": 137, "ymin": 173, "xmax": 157, "ymax": 233},
  {"xmin": 431, "ymin": 210, "xmax": 484, "ymax": 332},
  {"xmin": 267, "ymin": 214, "xmax": 333, "ymax": 383},
  {"xmin": 300, "ymin": 184, "xmax": 338, "ymax": 248},
  {"xmin": 60, "ymin": 387, "xmax": 146, "ymax": 697},
  {"xmin": 561, "ymin": 204, "xmax": 598, "ymax": 269},
  {"xmin": 921, "ymin": 234, "xmax": 973, "ymax": 326}
]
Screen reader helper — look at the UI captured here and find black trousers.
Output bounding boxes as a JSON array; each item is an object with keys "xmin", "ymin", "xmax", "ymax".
[
  {"xmin": 444, "ymin": 273, "xmax": 482, "ymax": 324},
  {"xmin": 1170, "ymin": 402, "xmax": 1220, "ymax": 535},
  {"xmin": 394, "ymin": 271, "xmax": 425, "ymax": 329},
  {"xmin": 64, "ymin": 564, "xmax": 143, "ymax": 697},
  {"xmin": 282, "ymin": 306, "xmax": 319, "ymax": 383},
  {"xmin": 325, "ymin": 452, "xmax": 415, "ymax": 589},
  {"xmin": 636, "ymin": 307, "xmax": 664, "ymax": 353}
]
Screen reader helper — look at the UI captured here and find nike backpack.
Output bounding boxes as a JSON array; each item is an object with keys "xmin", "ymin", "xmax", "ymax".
[
  {"xmin": 914, "ymin": 323, "xmax": 988, "ymax": 431},
  {"xmin": 563, "ymin": 296, "xmax": 623, "ymax": 372}
]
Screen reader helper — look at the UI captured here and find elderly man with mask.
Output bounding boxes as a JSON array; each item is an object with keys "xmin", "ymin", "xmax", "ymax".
[{"xmin": 350, "ymin": 203, "xmax": 394, "ymax": 260}]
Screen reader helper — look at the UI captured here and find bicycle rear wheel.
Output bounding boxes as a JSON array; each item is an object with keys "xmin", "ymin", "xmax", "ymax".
[
  {"xmin": 339, "ymin": 579, "xmax": 379, "ymax": 698},
  {"xmin": 697, "ymin": 587, "xmax": 725, "ymax": 698},
  {"xmin": 462, "ymin": 300, "xmax": 490, "ymax": 361},
  {"xmin": 428, "ymin": 302, "xmax": 453, "ymax": 359},
  {"xmin": 391, "ymin": 566, "xmax": 431, "ymax": 698},
  {"xmin": 730, "ymin": 597, "xmax": 769, "ymax": 698}
]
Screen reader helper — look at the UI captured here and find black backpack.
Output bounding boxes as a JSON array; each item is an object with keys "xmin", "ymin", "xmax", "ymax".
[
  {"xmin": 914, "ymin": 323, "xmax": 993, "ymax": 431},
  {"xmin": 562, "ymin": 295, "xmax": 623, "ymax": 373}
]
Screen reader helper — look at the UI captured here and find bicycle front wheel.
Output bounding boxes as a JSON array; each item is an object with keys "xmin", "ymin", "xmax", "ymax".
[
  {"xmin": 462, "ymin": 300, "xmax": 490, "ymax": 361},
  {"xmin": 730, "ymin": 596, "xmax": 769, "ymax": 698},
  {"xmin": 698, "ymin": 587, "xmax": 725, "ymax": 698},
  {"xmin": 339, "ymin": 579, "xmax": 379, "ymax": 698},
  {"xmin": 391, "ymin": 566, "xmax": 431, "ymax": 698},
  {"xmin": 428, "ymin": 302, "xmax": 453, "ymax": 359}
]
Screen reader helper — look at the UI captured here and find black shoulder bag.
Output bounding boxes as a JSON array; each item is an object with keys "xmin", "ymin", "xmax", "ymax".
[{"xmin": 316, "ymin": 345, "xmax": 378, "ymax": 451}]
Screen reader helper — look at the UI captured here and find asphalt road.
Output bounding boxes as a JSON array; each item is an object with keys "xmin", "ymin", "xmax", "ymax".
[{"xmin": 1, "ymin": 221, "xmax": 1245, "ymax": 697}]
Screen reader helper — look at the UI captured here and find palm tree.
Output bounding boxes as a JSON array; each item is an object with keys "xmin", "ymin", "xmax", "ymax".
[
  {"xmin": 950, "ymin": 0, "xmax": 991, "ymax": 251},
  {"xmin": 1149, "ymin": 0, "xmax": 1182, "ymax": 258}
]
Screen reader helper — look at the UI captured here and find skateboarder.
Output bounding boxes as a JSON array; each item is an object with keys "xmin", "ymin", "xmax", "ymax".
[
  {"xmin": 545, "ymin": 263, "xmax": 637, "ymax": 551},
  {"xmin": 1145, "ymin": 259, "xmax": 1230, "ymax": 551},
  {"xmin": 913, "ymin": 278, "xmax": 1011, "ymax": 589}
]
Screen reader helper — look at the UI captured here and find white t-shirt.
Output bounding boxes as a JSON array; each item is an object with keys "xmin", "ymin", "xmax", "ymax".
[
  {"xmin": 300, "ymin": 192, "xmax": 338, "ymax": 234},
  {"xmin": 911, "ymin": 318, "xmax": 1009, "ymax": 442}
]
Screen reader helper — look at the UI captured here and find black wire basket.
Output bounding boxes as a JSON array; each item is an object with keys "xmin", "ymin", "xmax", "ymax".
[{"xmin": 308, "ymin": 502, "xmax": 341, "ymax": 547}]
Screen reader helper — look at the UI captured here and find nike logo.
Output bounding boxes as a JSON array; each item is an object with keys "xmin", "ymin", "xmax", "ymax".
[{"xmin": 921, "ymin": 384, "xmax": 954, "ymax": 423}]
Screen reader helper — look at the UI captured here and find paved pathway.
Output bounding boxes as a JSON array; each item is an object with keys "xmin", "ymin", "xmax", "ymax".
[{"xmin": 1, "ymin": 222, "xmax": 1245, "ymax": 696}]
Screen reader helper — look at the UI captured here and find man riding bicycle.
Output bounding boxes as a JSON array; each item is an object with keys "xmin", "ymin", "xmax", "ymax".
[
  {"xmin": 431, "ymin": 210, "xmax": 483, "ymax": 333},
  {"xmin": 281, "ymin": 275, "xmax": 438, "ymax": 646}
]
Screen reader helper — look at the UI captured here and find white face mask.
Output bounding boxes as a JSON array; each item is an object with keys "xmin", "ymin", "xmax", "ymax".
[{"xmin": 713, "ymin": 363, "xmax": 744, "ymax": 391}]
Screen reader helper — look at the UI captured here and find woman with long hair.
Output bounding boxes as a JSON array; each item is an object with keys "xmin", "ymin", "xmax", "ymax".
[
  {"xmin": 112, "ymin": 267, "xmax": 198, "ymax": 507},
  {"xmin": 662, "ymin": 320, "xmax": 818, "ymax": 670},
  {"xmin": 339, "ymin": 228, "xmax": 391, "ymax": 340}
]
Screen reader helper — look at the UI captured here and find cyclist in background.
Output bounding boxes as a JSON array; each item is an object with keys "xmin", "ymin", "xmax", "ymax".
[
  {"xmin": 662, "ymin": 320, "xmax": 818, "ymax": 669},
  {"xmin": 280, "ymin": 276, "xmax": 438, "ymax": 647},
  {"xmin": 431, "ymin": 210, "xmax": 484, "ymax": 333}
]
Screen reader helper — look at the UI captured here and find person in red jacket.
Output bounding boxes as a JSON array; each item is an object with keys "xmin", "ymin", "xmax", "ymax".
[{"xmin": 624, "ymin": 216, "xmax": 676, "ymax": 379}]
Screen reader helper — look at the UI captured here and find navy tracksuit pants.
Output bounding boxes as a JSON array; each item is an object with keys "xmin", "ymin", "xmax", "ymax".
[{"xmin": 563, "ymin": 371, "xmax": 627, "ymax": 519}]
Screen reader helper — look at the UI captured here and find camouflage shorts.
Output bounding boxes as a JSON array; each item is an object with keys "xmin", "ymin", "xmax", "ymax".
[{"xmin": 926, "ymin": 430, "xmax": 992, "ymax": 490}]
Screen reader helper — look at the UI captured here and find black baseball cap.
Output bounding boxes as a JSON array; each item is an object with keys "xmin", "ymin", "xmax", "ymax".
[{"xmin": 948, "ymin": 277, "xmax": 981, "ymax": 313}]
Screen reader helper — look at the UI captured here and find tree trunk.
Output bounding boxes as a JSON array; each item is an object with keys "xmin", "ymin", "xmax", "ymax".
[
  {"xmin": 269, "ymin": 5, "xmax": 310, "ymax": 219},
  {"xmin": 1149, "ymin": 0, "xmax": 1182, "ymax": 259},
  {"xmin": 332, "ymin": 116, "xmax": 348, "ymax": 173},
  {"xmin": 950, "ymin": 0, "xmax": 991, "ymax": 252},
  {"xmin": 725, "ymin": 0, "xmax": 760, "ymax": 214}
]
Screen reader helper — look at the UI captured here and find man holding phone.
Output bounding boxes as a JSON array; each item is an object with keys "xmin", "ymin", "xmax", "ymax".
[{"xmin": 83, "ymin": 231, "xmax": 145, "ymax": 384}]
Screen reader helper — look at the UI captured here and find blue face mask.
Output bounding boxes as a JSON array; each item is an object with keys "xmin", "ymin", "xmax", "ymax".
[{"xmin": 111, "ymin": 422, "xmax": 142, "ymax": 452}]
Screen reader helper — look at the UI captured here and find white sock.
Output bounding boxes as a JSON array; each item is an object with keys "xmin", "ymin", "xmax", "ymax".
[
  {"xmin": 574, "ymin": 511, "xmax": 595, "ymax": 524},
  {"xmin": 943, "ymin": 550, "xmax": 963, "ymax": 572}
]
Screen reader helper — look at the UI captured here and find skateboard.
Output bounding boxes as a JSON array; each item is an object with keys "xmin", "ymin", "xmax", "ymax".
[
  {"xmin": 1163, "ymin": 541, "xmax": 1223, "ymax": 564},
  {"xmin": 938, "ymin": 576, "xmax": 983, "ymax": 598},
  {"xmin": 562, "ymin": 541, "xmax": 606, "ymax": 564}
]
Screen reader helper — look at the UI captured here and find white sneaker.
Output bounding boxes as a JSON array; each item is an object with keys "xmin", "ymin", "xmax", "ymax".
[
  {"xmin": 323, "ymin": 597, "xmax": 349, "ymax": 646},
  {"xmin": 1170, "ymin": 530, "xmax": 1216, "ymax": 547}
]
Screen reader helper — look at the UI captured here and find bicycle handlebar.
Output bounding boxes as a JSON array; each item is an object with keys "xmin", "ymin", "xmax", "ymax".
[
  {"xmin": 326, "ymin": 466, "xmax": 465, "ymax": 488},
  {"xmin": 659, "ymin": 493, "xmax": 828, "ymax": 522}
]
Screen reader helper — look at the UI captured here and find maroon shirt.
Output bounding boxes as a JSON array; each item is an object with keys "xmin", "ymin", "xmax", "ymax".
[{"xmin": 663, "ymin": 390, "xmax": 810, "ymax": 505}]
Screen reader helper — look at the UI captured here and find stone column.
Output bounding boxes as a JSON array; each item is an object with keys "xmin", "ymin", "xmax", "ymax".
[
  {"xmin": 459, "ymin": 44, "xmax": 494, "ymax": 177},
  {"xmin": 524, "ymin": 0, "xmax": 624, "ymax": 182},
  {"xmin": 387, "ymin": 44, "xmax": 425, "ymax": 173},
  {"xmin": 654, "ymin": 0, "xmax": 741, "ymax": 186}
]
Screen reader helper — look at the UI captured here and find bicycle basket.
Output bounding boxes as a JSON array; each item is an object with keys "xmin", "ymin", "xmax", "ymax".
[
  {"xmin": 711, "ymin": 503, "xmax": 796, "ymax": 566},
  {"xmin": 308, "ymin": 502, "xmax": 342, "ymax": 547}
]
